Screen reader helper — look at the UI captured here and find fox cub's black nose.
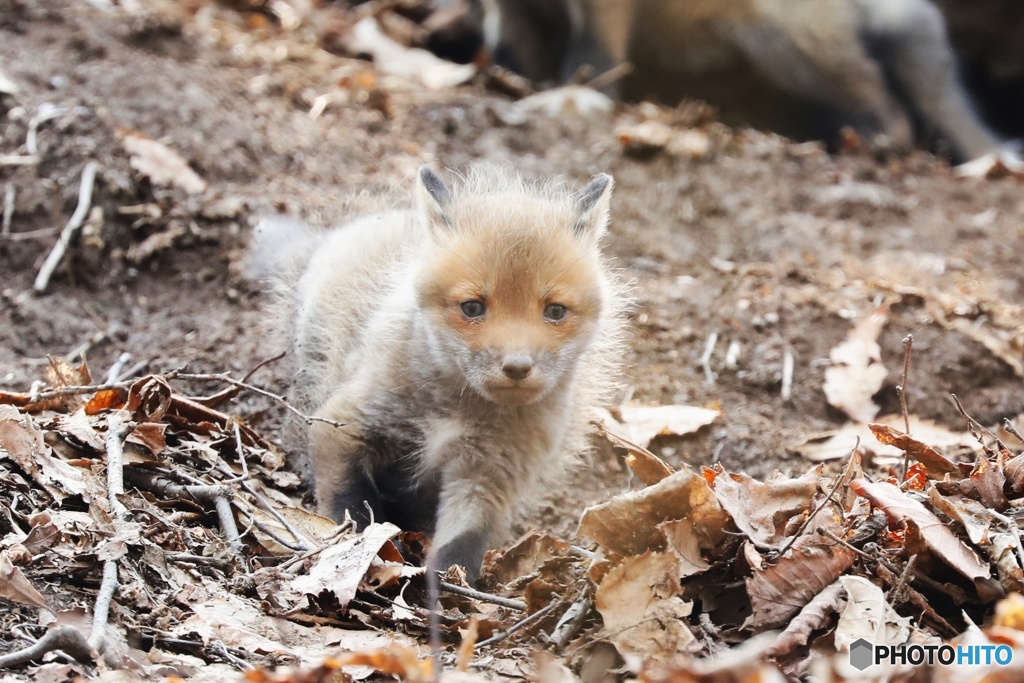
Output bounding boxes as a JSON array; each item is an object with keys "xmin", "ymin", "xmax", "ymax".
[{"xmin": 502, "ymin": 355, "xmax": 533, "ymax": 380}]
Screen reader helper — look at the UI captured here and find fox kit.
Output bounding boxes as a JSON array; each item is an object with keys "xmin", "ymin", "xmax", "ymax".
[
  {"xmin": 254, "ymin": 166, "xmax": 627, "ymax": 581},
  {"xmin": 477, "ymin": 0, "xmax": 1004, "ymax": 161}
]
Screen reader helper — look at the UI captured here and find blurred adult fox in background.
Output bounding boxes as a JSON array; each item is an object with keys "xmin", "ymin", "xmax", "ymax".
[{"xmin": 470, "ymin": 0, "xmax": 1007, "ymax": 161}]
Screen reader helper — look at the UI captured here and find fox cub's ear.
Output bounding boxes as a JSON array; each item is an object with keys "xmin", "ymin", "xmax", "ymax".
[
  {"xmin": 416, "ymin": 166, "xmax": 454, "ymax": 231},
  {"xmin": 572, "ymin": 173, "xmax": 613, "ymax": 241}
]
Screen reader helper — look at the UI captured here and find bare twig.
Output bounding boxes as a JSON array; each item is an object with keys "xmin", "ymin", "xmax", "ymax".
[
  {"xmin": 2, "ymin": 227, "xmax": 60, "ymax": 241},
  {"xmin": 1003, "ymin": 419, "xmax": 1024, "ymax": 446},
  {"xmin": 105, "ymin": 412, "xmax": 129, "ymax": 518},
  {"xmin": 700, "ymin": 331, "xmax": 718, "ymax": 385},
  {"xmin": 438, "ymin": 581, "xmax": 527, "ymax": 611},
  {"xmin": 233, "ymin": 502, "xmax": 306, "ymax": 552},
  {"xmin": 0, "ymin": 626, "xmax": 95, "ymax": 668},
  {"xmin": 548, "ymin": 597, "xmax": 591, "ymax": 650},
  {"xmin": 88, "ymin": 560, "xmax": 119, "ymax": 653},
  {"xmin": 165, "ymin": 553, "xmax": 232, "ymax": 569},
  {"xmin": 2, "ymin": 184, "xmax": 13, "ymax": 235},
  {"xmin": 26, "ymin": 104, "xmax": 66, "ymax": 156},
  {"xmin": 123, "ymin": 469, "xmax": 244, "ymax": 557},
  {"xmin": 34, "ymin": 161, "xmax": 100, "ymax": 293},
  {"xmin": 106, "ymin": 353, "xmax": 132, "ymax": 384},
  {"xmin": 194, "ymin": 352, "xmax": 286, "ymax": 409},
  {"xmin": 238, "ymin": 479, "xmax": 315, "ymax": 551},
  {"xmin": 476, "ymin": 601, "xmax": 561, "ymax": 648},
  {"xmin": 780, "ymin": 349, "xmax": 794, "ymax": 400},
  {"xmin": 951, "ymin": 394, "xmax": 1006, "ymax": 454},
  {"xmin": 898, "ymin": 334, "xmax": 913, "ymax": 483},
  {"xmin": 171, "ymin": 372, "xmax": 344, "ymax": 428},
  {"xmin": 0, "ymin": 154, "xmax": 38, "ymax": 166},
  {"xmin": 887, "ymin": 553, "xmax": 917, "ymax": 604}
]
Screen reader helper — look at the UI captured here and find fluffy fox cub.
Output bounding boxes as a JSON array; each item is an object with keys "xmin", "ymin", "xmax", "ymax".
[{"xmin": 260, "ymin": 166, "xmax": 627, "ymax": 581}]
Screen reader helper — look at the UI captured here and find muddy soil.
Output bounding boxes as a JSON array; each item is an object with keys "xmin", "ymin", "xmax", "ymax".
[{"xmin": 2, "ymin": 0, "xmax": 1023, "ymax": 540}]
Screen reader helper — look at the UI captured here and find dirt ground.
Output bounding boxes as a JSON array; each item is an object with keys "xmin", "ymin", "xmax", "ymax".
[{"xmin": 2, "ymin": 0, "xmax": 1024, "ymax": 544}]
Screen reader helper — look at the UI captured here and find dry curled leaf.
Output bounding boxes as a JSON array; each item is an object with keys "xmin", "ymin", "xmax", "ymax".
[
  {"xmin": 291, "ymin": 523, "xmax": 401, "ymax": 609},
  {"xmin": 0, "ymin": 549, "xmax": 47, "ymax": 608},
  {"xmin": 746, "ymin": 537, "xmax": 854, "ymax": 632},
  {"xmin": 710, "ymin": 465, "xmax": 822, "ymax": 549},
  {"xmin": 869, "ymin": 423, "xmax": 965, "ymax": 480},
  {"xmin": 833, "ymin": 575, "xmax": 911, "ymax": 649},
  {"xmin": 768, "ymin": 579, "xmax": 846, "ymax": 656},
  {"xmin": 595, "ymin": 551, "xmax": 696, "ymax": 660},
  {"xmin": 851, "ymin": 478, "xmax": 1001, "ymax": 602},
  {"xmin": 578, "ymin": 466, "xmax": 729, "ymax": 557}
]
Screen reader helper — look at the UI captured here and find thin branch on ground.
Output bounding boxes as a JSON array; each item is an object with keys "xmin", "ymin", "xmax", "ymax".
[
  {"xmin": 780, "ymin": 349, "xmax": 794, "ymax": 400},
  {"xmin": 237, "ymin": 477, "xmax": 315, "ymax": 551},
  {"xmin": 475, "ymin": 601, "xmax": 561, "ymax": 649},
  {"xmin": 165, "ymin": 553, "xmax": 233, "ymax": 569},
  {"xmin": 951, "ymin": 394, "xmax": 1006, "ymax": 455},
  {"xmin": 0, "ymin": 626, "xmax": 95, "ymax": 668},
  {"xmin": 26, "ymin": 104, "xmax": 66, "ymax": 156},
  {"xmin": 437, "ymin": 581, "xmax": 527, "ymax": 611},
  {"xmin": 34, "ymin": 161, "xmax": 100, "ymax": 293},
  {"xmin": 0, "ymin": 153, "xmax": 39, "ymax": 166},
  {"xmin": 1003, "ymin": 419, "xmax": 1024, "ymax": 446},
  {"xmin": 105, "ymin": 412, "xmax": 129, "ymax": 518},
  {"xmin": 193, "ymin": 352, "xmax": 287, "ymax": 409},
  {"xmin": 171, "ymin": 372, "xmax": 344, "ymax": 428},
  {"xmin": 887, "ymin": 553, "xmax": 917, "ymax": 604},
  {"xmin": 88, "ymin": 560, "xmax": 119, "ymax": 654},
  {"xmin": 700, "ymin": 331, "xmax": 718, "ymax": 386},
  {"xmin": 898, "ymin": 334, "xmax": 913, "ymax": 483},
  {"xmin": 106, "ymin": 353, "xmax": 132, "ymax": 384},
  {"xmin": 123, "ymin": 469, "xmax": 244, "ymax": 557},
  {"xmin": 547, "ymin": 597, "xmax": 591, "ymax": 650},
  {"xmin": 2, "ymin": 183, "xmax": 13, "ymax": 235}
]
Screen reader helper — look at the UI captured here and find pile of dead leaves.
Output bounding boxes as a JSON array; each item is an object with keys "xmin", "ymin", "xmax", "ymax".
[{"xmin": 5, "ymin": 357, "xmax": 1024, "ymax": 683}]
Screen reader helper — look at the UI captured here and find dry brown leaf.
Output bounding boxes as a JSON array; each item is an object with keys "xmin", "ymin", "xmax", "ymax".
[
  {"xmin": 0, "ymin": 549, "xmax": 47, "ymax": 608},
  {"xmin": 710, "ymin": 465, "xmax": 822, "ymax": 548},
  {"xmin": 869, "ymin": 423, "xmax": 965, "ymax": 480},
  {"xmin": 122, "ymin": 133, "xmax": 207, "ymax": 194},
  {"xmin": 851, "ymin": 479, "xmax": 1000, "ymax": 601},
  {"xmin": 926, "ymin": 487, "xmax": 993, "ymax": 546},
  {"xmin": 768, "ymin": 579, "xmax": 845, "ymax": 656},
  {"xmin": 46, "ymin": 357, "xmax": 90, "ymax": 389},
  {"xmin": 0, "ymin": 405, "xmax": 89, "ymax": 502},
  {"xmin": 126, "ymin": 222, "xmax": 189, "ymax": 264},
  {"xmin": 578, "ymin": 466, "xmax": 729, "ymax": 557},
  {"xmin": 84, "ymin": 389, "xmax": 125, "ymax": 415},
  {"xmin": 291, "ymin": 523, "xmax": 400, "ymax": 609},
  {"xmin": 989, "ymin": 533, "xmax": 1024, "ymax": 594},
  {"xmin": 532, "ymin": 652, "xmax": 581, "ymax": 683},
  {"xmin": 126, "ymin": 376, "xmax": 172, "ymax": 423},
  {"xmin": 594, "ymin": 551, "xmax": 695, "ymax": 660},
  {"xmin": 617, "ymin": 403, "xmax": 720, "ymax": 447},
  {"xmin": 591, "ymin": 408, "xmax": 674, "ymax": 485},
  {"xmin": 795, "ymin": 414, "xmax": 979, "ymax": 462},
  {"xmin": 833, "ymin": 576, "xmax": 911, "ymax": 649},
  {"xmin": 823, "ymin": 307, "xmax": 888, "ymax": 423},
  {"xmin": 746, "ymin": 537, "xmax": 855, "ymax": 632},
  {"xmin": 125, "ymin": 422, "xmax": 167, "ymax": 455},
  {"xmin": 481, "ymin": 530, "xmax": 569, "ymax": 588},
  {"xmin": 659, "ymin": 519, "xmax": 711, "ymax": 578},
  {"xmin": 968, "ymin": 455, "xmax": 1009, "ymax": 511}
]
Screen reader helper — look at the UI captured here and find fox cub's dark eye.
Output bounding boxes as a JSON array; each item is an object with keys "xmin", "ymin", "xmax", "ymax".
[
  {"xmin": 460, "ymin": 300, "xmax": 486, "ymax": 319},
  {"xmin": 544, "ymin": 303, "xmax": 568, "ymax": 321}
]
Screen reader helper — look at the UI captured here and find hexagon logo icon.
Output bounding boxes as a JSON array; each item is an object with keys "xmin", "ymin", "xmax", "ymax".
[{"xmin": 850, "ymin": 638, "xmax": 874, "ymax": 671}]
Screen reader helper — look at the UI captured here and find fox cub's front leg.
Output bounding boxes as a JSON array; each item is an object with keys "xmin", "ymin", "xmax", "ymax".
[{"xmin": 308, "ymin": 393, "xmax": 383, "ymax": 529}]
